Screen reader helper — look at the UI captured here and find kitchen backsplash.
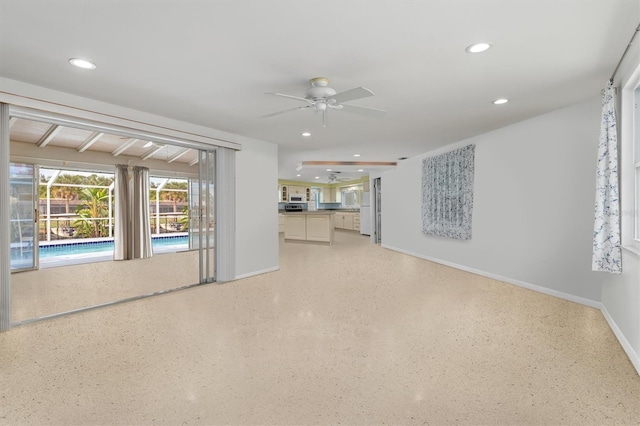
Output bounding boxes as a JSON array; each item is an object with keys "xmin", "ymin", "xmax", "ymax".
[
  {"xmin": 278, "ymin": 202, "xmax": 358, "ymax": 211},
  {"xmin": 318, "ymin": 202, "xmax": 341, "ymax": 209}
]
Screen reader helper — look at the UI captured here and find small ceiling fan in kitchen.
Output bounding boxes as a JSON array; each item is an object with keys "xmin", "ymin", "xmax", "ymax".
[
  {"xmin": 263, "ymin": 77, "xmax": 386, "ymax": 127},
  {"xmin": 326, "ymin": 172, "xmax": 352, "ymax": 183}
]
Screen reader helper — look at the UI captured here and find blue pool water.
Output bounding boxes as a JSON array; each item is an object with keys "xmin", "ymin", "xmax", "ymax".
[
  {"xmin": 39, "ymin": 235, "xmax": 189, "ymax": 258},
  {"xmin": 10, "ymin": 235, "xmax": 191, "ymax": 269},
  {"xmin": 9, "ymin": 235, "xmax": 188, "ymax": 260}
]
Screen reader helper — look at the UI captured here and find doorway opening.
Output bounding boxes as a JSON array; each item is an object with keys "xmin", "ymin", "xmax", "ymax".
[
  {"xmin": 5, "ymin": 110, "xmax": 218, "ymax": 325},
  {"xmin": 373, "ymin": 177, "xmax": 382, "ymax": 244}
]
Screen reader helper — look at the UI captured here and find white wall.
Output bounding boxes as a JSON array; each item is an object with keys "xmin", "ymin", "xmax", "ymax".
[
  {"xmin": 381, "ymin": 97, "xmax": 603, "ymax": 304},
  {"xmin": 601, "ymin": 252, "xmax": 639, "ymax": 373},
  {"xmin": 235, "ymin": 137, "xmax": 279, "ymax": 278}
]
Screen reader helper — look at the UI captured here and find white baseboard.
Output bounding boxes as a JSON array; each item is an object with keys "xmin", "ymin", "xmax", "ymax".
[
  {"xmin": 234, "ymin": 265, "xmax": 279, "ymax": 280},
  {"xmin": 382, "ymin": 244, "xmax": 640, "ymax": 376},
  {"xmin": 601, "ymin": 305, "xmax": 640, "ymax": 376},
  {"xmin": 382, "ymin": 244, "xmax": 600, "ymax": 308},
  {"xmin": 382, "ymin": 245, "xmax": 602, "ymax": 309}
]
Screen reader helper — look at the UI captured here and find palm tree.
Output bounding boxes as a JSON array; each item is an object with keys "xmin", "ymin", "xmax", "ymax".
[
  {"xmin": 39, "ymin": 175, "xmax": 48, "ymax": 199},
  {"xmin": 86, "ymin": 174, "xmax": 114, "ymax": 187},
  {"xmin": 74, "ymin": 187, "xmax": 110, "ymax": 238},
  {"xmin": 50, "ymin": 174, "xmax": 82, "ymax": 214},
  {"xmin": 160, "ymin": 181, "xmax": 188, "ymax": 212}
]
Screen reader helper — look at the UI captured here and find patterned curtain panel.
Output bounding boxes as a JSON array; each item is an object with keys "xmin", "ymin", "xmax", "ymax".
[
  {"xmin": 421, "ymin": 144, "xmax": 475, "ymax": 240},
  {"xmin": 592, "ymin": 81, "xmax": 621, "ymax": 274}
]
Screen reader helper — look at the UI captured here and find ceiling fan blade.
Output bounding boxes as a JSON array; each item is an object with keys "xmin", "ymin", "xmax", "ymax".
[
  {"xmin": 261, "ymin": 106, "xmax": 309, "ymax": 118},
  {"xmin": 329, "ymin": 87, "xmax": 374, "ymax": 104},
  {"xmin": 265, "ymin": 92, "xmax": 310, "ymax": 103},
  {"xmin": 339, "ymin": 103, "xmax": 387, "ymax": 118}
]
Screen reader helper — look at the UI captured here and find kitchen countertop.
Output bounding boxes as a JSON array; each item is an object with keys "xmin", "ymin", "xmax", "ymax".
[
  {"xmin": 280, "ymin": 211, "xmax": 336, "ymax": 215},
  {"xmin": 279, "ymin": 209, "xmax": 359, "ymax": 214}
]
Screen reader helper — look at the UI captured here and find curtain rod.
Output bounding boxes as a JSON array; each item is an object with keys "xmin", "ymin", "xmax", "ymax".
[{"xmin": 610, "ymin": 22, "xmax": 640, "ymax": 83}]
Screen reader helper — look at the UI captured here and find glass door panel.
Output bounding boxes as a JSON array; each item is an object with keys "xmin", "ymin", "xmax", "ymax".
[
  {"xmin": 195, "ymin": 150, "xmax": 215, "ymax": 283},
  {"xmin": 10, "ymin": 162, "xmax": 38, "ymax": 271},
  {"xmin": 188, "ymin": 150, "xmax": 215, "ymax": 282}
]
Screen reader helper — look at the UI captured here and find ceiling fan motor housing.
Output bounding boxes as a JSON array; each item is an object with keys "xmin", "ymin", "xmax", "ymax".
[{"xmin": 305, "ymin": 77, "xmax": 336, "ymax": 101}]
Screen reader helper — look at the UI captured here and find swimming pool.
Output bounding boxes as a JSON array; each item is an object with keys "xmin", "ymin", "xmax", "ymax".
[
  {"xmin": 11, "ymin": 235, "xmax": 189, "ymax": 268},
  {"xmin": 39, "ymin": 235, "xmax": 189, "ymax": 258}
]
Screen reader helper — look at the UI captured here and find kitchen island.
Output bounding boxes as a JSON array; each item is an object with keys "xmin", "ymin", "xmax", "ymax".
[{"xmin": 282, "ymin": 211, "xmax": 335, "ymax": 244}]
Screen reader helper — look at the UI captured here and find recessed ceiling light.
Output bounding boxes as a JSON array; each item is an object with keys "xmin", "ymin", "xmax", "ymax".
[
  {"xmin": 296, "ymin": 174, "xmax": 301, "ymax": 177},
  {"xmin": 315, "ymin": 176, "xmax": 320, "ymax": 179},
  {"xmin": 326, "ymin": 168, "xmax": 332, "ymax": 171},
  {"xmin": 69, "ymin": 58, "xmax": 96, "ymax": 69},
  {"xmin": 353, "ymin": 154, "xmax": 361, "ymax": 157},
  {"xmin": 302, "ymin": 132, "xmax": 311, "ymax": 137},
  {"xmin": 465, "ymin": 42, "xmax": 492, "ymax": 53},
  {"xmin": 357, "ymin": 169, "xmax": 364, "ymax": 172},
  {"xmin": 493, "ymin": 98, "xmax": 509, "ymax": 105}
]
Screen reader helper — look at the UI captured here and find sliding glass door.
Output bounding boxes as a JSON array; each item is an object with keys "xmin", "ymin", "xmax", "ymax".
[
  {"xmin": 3, "ymin": 103, "xmax": 234, "ymax": 328},
  {"xmin": 9, "ymin": 162, "xmax": 38, "ymax": 271},
  {"xmin": 192, "ymin": 150, "xmax": 215, "ymax": 283}
]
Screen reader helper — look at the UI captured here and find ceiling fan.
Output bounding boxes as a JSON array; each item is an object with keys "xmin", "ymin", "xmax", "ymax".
[
  {"xmin": 263, "ymin": 77, "xmax": 386, "ymax": 127},
  {"xmin": 327, "ymin": 172, "xmax": 352, "ymax": 183}
]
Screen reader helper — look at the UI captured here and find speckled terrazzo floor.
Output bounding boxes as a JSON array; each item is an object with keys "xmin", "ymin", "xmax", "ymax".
[{"xmin": 1, "ymin": 231, "xmax": 639, "ymax": 425}]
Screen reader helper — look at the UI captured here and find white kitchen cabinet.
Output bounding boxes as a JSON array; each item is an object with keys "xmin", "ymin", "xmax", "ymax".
[
  {"xmin": 289, "ymin": 186, "xmax": 305, "ymax": 195},
  {"xmin": 321, "ymin": 188, "xmax": 330, "ymax": 203},
  {"xmin": 283, "ymin": 212, "xmax": 335, "ymax": 244},
  {"xmin": 278, "ymin": 214, "xmax": 285, "ymax": 233},
  {"xmin": 321, "ymin": 187, "xmax": 342, "ymax": 203},
  {"xmin": 306, "ymin": 215, "xmax": 333, "ymax": 242},
  {"xmin": 280, "ymin": 185, "xmax": 311, "ymax": 202},
  {"xmin": 334, "ymin": 212, "xmax": 358, "ymax": 231},
  {"xmin": 284, "ymin": 215, "xmax": 306, "ymax": 240},
  {"xmin": 343, "ymin": 214, "xmax": 354, "ymax": 230}
]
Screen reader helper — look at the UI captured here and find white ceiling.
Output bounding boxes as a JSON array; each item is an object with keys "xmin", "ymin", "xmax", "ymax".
[{"xmin": 1, "ymin": 1, "xmax": 638, "ymax": 183}]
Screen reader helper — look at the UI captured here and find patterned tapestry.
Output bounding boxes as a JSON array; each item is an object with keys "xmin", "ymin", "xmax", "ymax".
[{"xmin": 421, "ymin": 144, "xmax": 475, "ymax": 240}]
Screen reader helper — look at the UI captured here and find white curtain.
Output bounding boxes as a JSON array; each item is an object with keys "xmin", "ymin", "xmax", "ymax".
[
  {"xmin": 114, "ymin": 165, "xmax": 130, "ymax": 261},
  {"xmin": 133, "ymin": 166, "xmax": 152, "ymax": 259},
  {"xmin": 592, "ymin": 81, "xmax": 621, "ymax": 274},
  {"xmin": 114, "ymin": 165, "xmax": 152, "ymax": 260}
]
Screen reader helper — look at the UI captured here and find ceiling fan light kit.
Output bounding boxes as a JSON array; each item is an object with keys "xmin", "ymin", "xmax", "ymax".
[{"xmin": 264, "ymin": 77, "xmax": 386, "ymax": 126}]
